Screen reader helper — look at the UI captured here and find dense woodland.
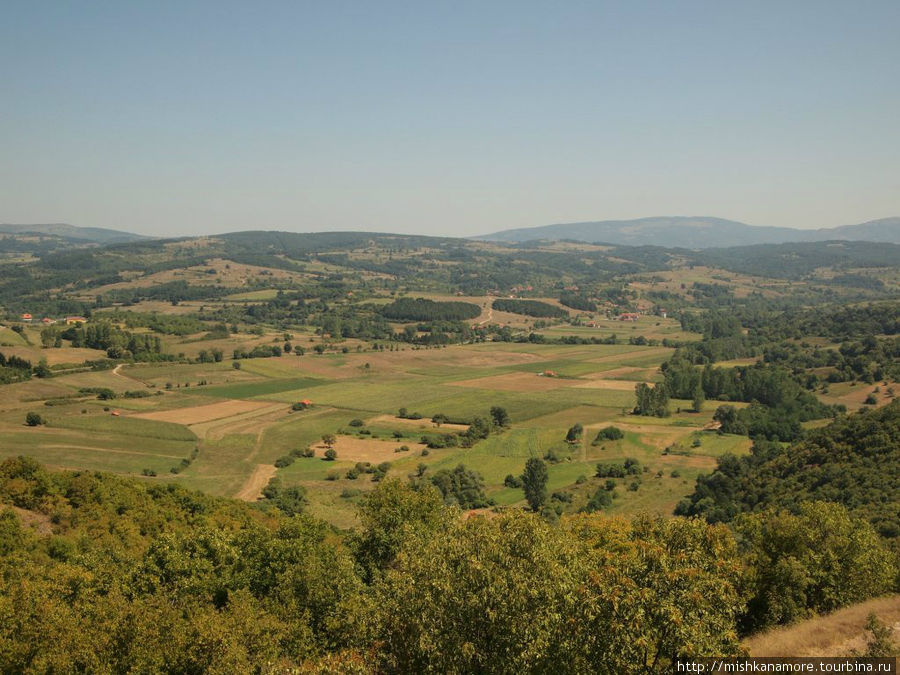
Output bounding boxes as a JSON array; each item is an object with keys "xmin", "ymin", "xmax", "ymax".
[{"xmin": 0, "ymin": 452, "xmax": 896, "ymax": 672}]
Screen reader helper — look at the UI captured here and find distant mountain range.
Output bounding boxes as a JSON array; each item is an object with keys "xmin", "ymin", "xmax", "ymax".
[
  {"xmin": 478, "ymin": 216, "xmax": 900, "ymax": 248},
  {"xmin": 3, "ymin": 217, "xmax": 899, "ymax": 250},
  {"xmin": 0, "ymin": 223, "xmax": 149, "ymax": 245}
]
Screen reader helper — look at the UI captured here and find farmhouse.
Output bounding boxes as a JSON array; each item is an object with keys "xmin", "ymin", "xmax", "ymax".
[
  {"xmin": 617, "ymin": 312, "xmax": 640, "ymax": 322},
  {"xmin": 20, "ymin": 313, "xmax": 32, "ymax": 322},
  {"xmin": 65, "ymin": 316, "xmax": 88, "ymax": 325}
]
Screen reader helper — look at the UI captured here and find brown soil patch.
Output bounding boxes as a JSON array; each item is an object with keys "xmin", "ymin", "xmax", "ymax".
[
  {"xmin": 449, "ymin": 371, "xmax": 574, "ymax": 392},
  {"xmin": 9, "ymin": 506, "xmax": 53, "ymax": 536},
  {"xmin": 743, "ymin": 595, "xmax": 900, "ymax": 657},
  {"xmin": 315, "ymin": 435, "xmax": 428, "ymax": 463},
  {"xmin": 234, "ymin": 464, "xmax": 276, "ymax": 501},
  {"xmin": 133, "ymin": 399, "xmax": 272, "ymax": 425}
]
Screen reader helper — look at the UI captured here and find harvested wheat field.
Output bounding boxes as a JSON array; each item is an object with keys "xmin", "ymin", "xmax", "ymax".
[{"xmin": 133, "ymin": 399, "xmax": 273, "ymax": 425}]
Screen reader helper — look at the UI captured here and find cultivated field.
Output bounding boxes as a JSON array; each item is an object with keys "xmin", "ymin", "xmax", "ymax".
[{"xmin": 0, "ymin": 323, "xmax": 763, "ymax": 527}]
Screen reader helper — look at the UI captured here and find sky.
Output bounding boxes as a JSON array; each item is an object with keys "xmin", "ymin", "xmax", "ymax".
[{"xmin": 1, "ymin": 1, "xmax": 898, "ymax": 238}]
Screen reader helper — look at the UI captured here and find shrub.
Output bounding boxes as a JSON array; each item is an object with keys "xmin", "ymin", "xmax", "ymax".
[
  {"xmin": 504, "ymin": 474, "xmax": 523, "ymax": 488},
  {"xmin": 593, "ymin": 426, "xmax": 625, "ymax": 443},
  {"xmin": 25, "ymin": 412, "xmax": 44, "ymax": 427}
]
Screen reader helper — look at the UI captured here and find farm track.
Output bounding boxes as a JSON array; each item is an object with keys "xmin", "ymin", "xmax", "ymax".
[
  {"xmin": 234, "ymin": 463, "xmax": 276, "ymax": 501},
  {"xmin": 231, "ymin": 406, "xmax": 338, "ymax": 499}
]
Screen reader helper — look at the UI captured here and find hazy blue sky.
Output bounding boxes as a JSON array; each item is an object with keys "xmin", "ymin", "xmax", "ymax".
[{"xmin": 2, "ymin": 1, "xmax": 898, "ymax": 237}]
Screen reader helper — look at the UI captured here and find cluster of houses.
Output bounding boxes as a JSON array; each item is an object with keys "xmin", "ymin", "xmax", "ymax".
[{"xmin": 19, "ymin": 314, "xmax": 87, "ymax": 326}]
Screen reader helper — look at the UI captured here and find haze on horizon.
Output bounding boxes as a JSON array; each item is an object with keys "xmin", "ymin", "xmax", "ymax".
[{"xmin": 2, "ymin": 1, "xmax": 898, "ymax": 239}]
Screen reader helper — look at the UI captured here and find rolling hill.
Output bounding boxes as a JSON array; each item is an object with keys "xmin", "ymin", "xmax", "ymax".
[
  {"xmin": 479, "ymin": 216, "xmax": 900, "ymax": 248},
  {"xmin": 0, "ymin": 223, "xmax": 150, "ymax": 245}
]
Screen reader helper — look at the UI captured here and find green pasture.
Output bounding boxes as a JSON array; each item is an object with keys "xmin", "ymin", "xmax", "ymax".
[{"xmin": 198, "ymin": 376, "xmax": 326, "ymax": 400}]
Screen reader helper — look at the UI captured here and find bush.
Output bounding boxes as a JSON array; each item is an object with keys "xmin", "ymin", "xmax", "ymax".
[
  {"xmin": 25, "ymin": 412, "xmax": 44, "ymax": 427},
  {"xmin": 504, "ymin": 474, "xmax": 523, "ymax": 488},
  {"xmin": 324, "ymin": 448, "xmax": 337, "ymax": 461},
  {"xmin": 593, "ymin": 426, "xmax": 625, "ymax": 443},
  {"xmin": 595, "ymin": 463, "xmax": 626, "ymax": 478},
  {"xmin": 349, "ymin": 418, "xmax": 365, "ymax": 427},
  {"xmin": 582, "ymin": 488, "xmax": 613, "ymax": 512}
]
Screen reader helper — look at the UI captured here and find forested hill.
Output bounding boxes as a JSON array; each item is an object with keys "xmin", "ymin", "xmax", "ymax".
[
  {"xmin": 480, "ymin": 216, "xmax": 900, "ymax": 248},
  {"xmin": 0, "ymin": 223, "xmax": 149, "ymax": 244},
  {"xmin": 676, "ymin": 400, "xmax": 900, "ymax": 537}
]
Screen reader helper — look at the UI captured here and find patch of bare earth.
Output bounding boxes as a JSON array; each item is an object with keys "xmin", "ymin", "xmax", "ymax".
[
  {"xmin": 8, "ymin": 505, "xmax": 53, "ymax": 535},
  {"xmin": 234, "ymin": 464, "xmax": 276, "ymax": 501}
]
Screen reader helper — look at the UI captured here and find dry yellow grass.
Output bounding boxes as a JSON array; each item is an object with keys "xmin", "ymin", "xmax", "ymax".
[
  {"xmin": 743, "ymin": 595, "xmax": 900, "ymax": 657},
  {"xmin": 573, "ymin": 378, "xmax": 653, "ymax": 391},
  {"xmin": 133, "ymin": 399, "xmax": 272, "ymax": 425},
  {"xmin": 314, "ymin": 435, "xmax": 428, "ymax": 463},
  {"xmin": 0, "ymin": 346, "xmax": 108, "ymax": 366},
  {"xmin": 367, "ymin": 414, "xmax": 469, "ymax": 431},
  {"xmin": 449, "ymin": 371, "xmax": 574, "ymax": 392}
]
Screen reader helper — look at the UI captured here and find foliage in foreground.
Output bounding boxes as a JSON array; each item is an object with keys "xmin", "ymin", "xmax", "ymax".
[{"xmin": 0, "ymin": 459, "xmax": 896, "ymax": 672}]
